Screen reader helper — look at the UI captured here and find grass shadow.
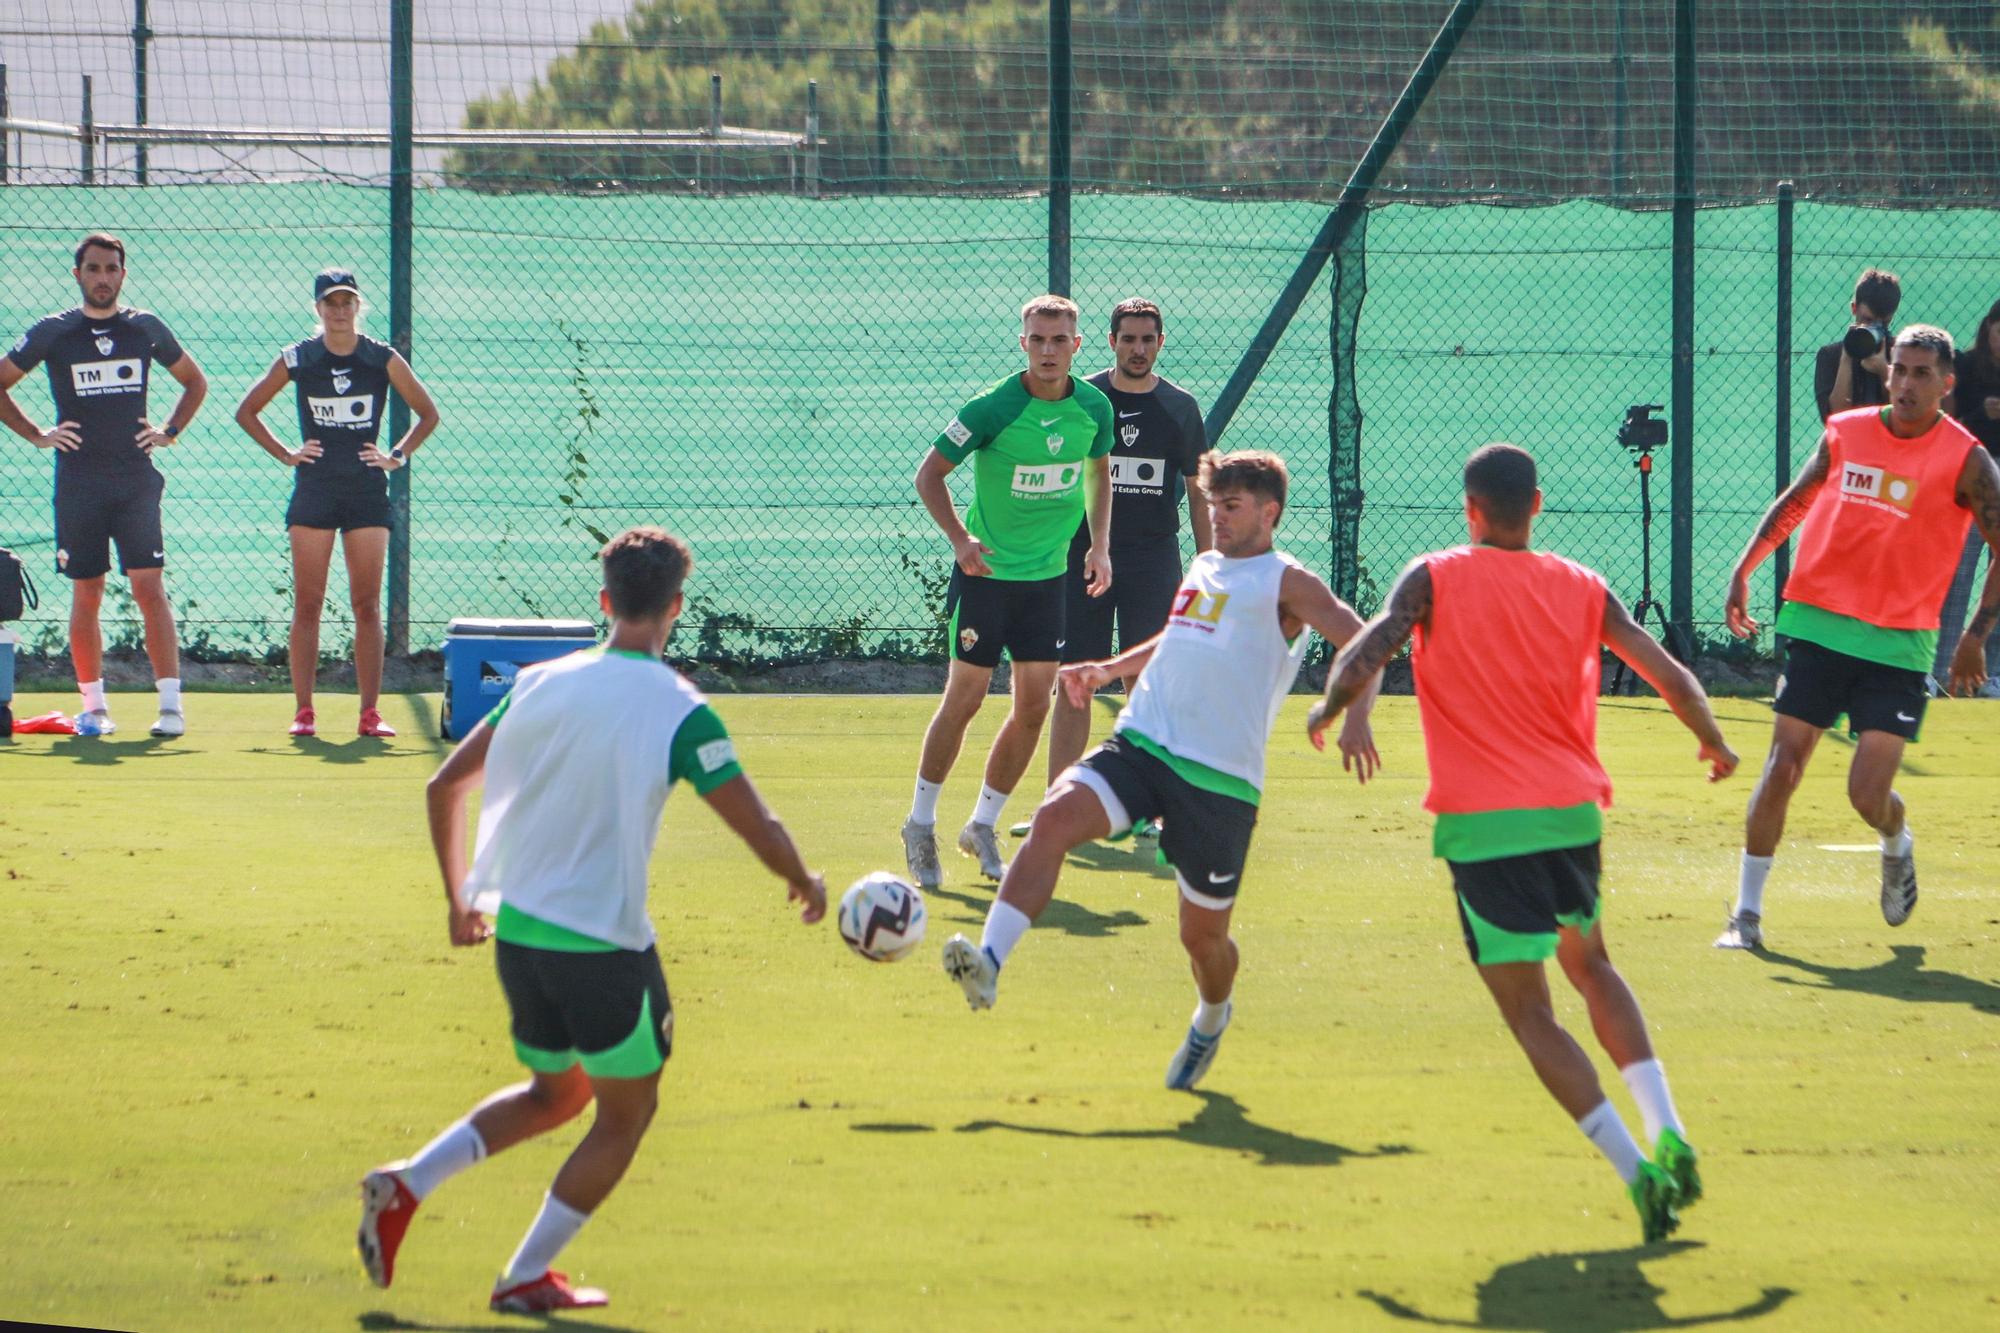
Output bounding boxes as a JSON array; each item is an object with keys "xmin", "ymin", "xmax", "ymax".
[
  {"xmin": 1359, "ymin": 1241, "xmax": 1795, "ymax": 1330},
  {"xmin": 921, "ymin": 881, "xmax": 1149, "ymax": 939},
  {"xmin": 360, "ymin": 1310, "xmax": 644, "ymax": 1333},
  {"xmin": 1064, "ymin": 838, "xmax": 1176, "ymax": 879},
  {"xmin": 954, "ymin": 1089, "xmax": 1414, "ymax": 1168},
  {"xmin": 279, "ymin": 735, "xmax": 405, "ymax": 766},
  {"xmin": 1761, "ymin": 943, "xmax": 2000, "ymax": 1015},
  {"xmin": 6, "ymin": 735, "xmax": 190, "ymax": 765}
]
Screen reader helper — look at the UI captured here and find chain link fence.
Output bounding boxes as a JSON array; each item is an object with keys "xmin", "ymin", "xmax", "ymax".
[{"xmin": 2, "ymin": 2, "xmax": 1997, "ymax": 663}]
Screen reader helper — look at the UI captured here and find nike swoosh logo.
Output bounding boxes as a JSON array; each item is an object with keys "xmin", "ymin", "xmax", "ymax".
[
  {"xmin": 1896, "ymin": 712, "xmax": 1916, "ymax": 722},
  {"xmin": 1207, "ymin": 871, "xmax": 1236, "ymax": 884},
  {"xmin": 151, "ymin": 550, "xmax": 165, "ymax": 559},
  {"xmin": 91, "ymin": 328, "xmax": 111, "ymax": 335},
  {"xmin": 1054, "ymin": 640, "xmax": 1066, "ymax": 649},
  {"xmin": 1118, "ymin": 410, "xmax": 1141, "ymax": 418},
  {"xmin": 1040, "ymin": 417, "xmax": 1060, "ymax": 426}
]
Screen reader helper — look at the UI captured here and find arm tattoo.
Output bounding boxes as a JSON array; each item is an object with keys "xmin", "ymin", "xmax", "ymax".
[
  {"xmin": 1753, "ymin": 440, "xmax": 1831, "ymax": 548},
  {"xmin": 1324, "ymin": 563, "xmax": 1431, "ymax": 711}
]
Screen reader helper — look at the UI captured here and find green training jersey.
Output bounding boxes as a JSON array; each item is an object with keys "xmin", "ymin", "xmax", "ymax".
[{"xmin": 931, "ymin": 373, "xmax": 1115, "ymax": 580}]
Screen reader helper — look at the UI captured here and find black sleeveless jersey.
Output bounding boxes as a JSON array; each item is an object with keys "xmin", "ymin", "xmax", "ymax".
[
  {"xmin": 284, "ymin": 334, "xmax": 394, "ymax": 489},
  {"xmin": 6, "ymin": 305, "xmax": 185, "ymax": 477}
]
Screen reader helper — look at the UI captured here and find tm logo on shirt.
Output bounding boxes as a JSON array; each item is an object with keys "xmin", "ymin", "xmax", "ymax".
[
  {"xmin": 70, "ymin": 359, "xmax": 143, "ymax": 396},
  {"xmin": 1011, "ymin": 461, "xmax": 1080, "ymax": 498},
  {"xmin": 1839, "ymin": 462, "xmax": 1917, "ymax": 516},
  {"xmin": 309, "ymin": 394, "xmax": 377, "ymax": 430}
]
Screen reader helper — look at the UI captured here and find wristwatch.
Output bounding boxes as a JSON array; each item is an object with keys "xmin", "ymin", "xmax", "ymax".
[
  {"xmin": 388, "ymin": 445, "xmax": 406, "ymax": 466},
  {"xmin": 162, "ymin": 424, "xmax": 180, "ymax": 439}
]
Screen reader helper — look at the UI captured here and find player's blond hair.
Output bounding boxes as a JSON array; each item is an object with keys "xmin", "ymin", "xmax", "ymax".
[{"xmin": 1020, "ymin": 294, "xmax": 1081, "ymax": 328}]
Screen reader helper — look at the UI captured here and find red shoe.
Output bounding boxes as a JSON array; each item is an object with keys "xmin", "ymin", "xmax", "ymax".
[
  {"xmin": 289, "ymin": 707, "xmax": 316, "ymax": 738},
  {"xmin": 357, "ymin": 1166, "xmax": 419, "ymax": 1288},
  {"xmin": 490, "ymin": 1270, "xmax": 609, "ymax": 1314},
  {"xmin": 358, "ymin": 708, "xmax": 397, "ymax": 738}
]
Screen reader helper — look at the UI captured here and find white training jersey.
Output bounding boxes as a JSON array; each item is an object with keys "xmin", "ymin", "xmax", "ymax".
[
  {"xmin": 462, "ymin": 648, "xmax": 741, "ymax": 951},
  {"xmin": 1114, "ymin": 548, "xmax": 1309, "ymax": 796}
]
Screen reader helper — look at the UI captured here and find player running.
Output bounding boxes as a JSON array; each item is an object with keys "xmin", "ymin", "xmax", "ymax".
[
  {"xmin": 903, "ymin": 294, "xmax": 1114, "ymax": 889},
  {"xmin": 1307, "ymin": 443, "xmax": 1737, "ymax": 1245},
  {"xmin": 0, "ymin": 232, "xmax": 207, "ymax": 737},
  {"xmin": 1718, "ymin": 326, "xmax": 2000, "ymax": 950},
  {"xmin": 943, "ymin": 450, "xmax": 1381, "ymax": 1092},
  {"xmin": 356, "ymin": 527, "xmax": 826, "ymax": 1314},
  {"xmin": 234, "ymin": 268, "xmax": 441, "ymax": 738},
  {"xmin": 1041, "ymin": 297, "xmax": 1212, "ymax": 802}
]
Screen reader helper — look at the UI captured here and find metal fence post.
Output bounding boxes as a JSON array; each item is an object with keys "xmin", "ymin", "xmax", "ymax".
[
  {"xmin": 1048, "ymin": 0, "xmax": 1072, "ymax": 296},
  {"xmin": 386, "ymin": 0, "xmax": 414, "ymax": 656},
  {"xmin": 1668, "ymin": 0, "xmax": 1696, "ymax": 660},
  {"xmin": 81, "ymin": 75, "xmax": 94, "ymax": 184},
  {"xmin": 132, "ymin": 0, "xmax": 150, "ymax": 184},
  {"xmin": 1774, "ymin": 179, "xmax": 1794, "ymax": 605},
  {"xmin": 805, "ymin": 79, "xmax": 820, "ymax": 198},
  {"xmin": 1610, "ymin": 0, "xmax": 1628, "ymax": 198},
  {"xmin": 1, "ymin": 65, "xmax": 9, "ymax": 185},
  {"xmin": 875, "ymin": 0, "xmax": 891, "ymax": 186}
]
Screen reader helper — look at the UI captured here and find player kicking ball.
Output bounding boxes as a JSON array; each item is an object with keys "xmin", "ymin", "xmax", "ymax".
[
  {"xmin": 1308, "ymin": 444, "xmax": 1737, "ymax": 1244},
  {"xmin": 942, "ymin": 450, "xmax": 1381, "ymax": 1090},
  {"xmin": 356, "ymin": 527, "xmax": 826, "ymax": 1313}
]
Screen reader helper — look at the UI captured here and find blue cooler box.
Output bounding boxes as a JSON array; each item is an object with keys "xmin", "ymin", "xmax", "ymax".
[
  {"xmin": 441, "ymin": 618, "xmax": 596, "ymax": 740},
  {"xmin": 0, "ymin": 627, "xmax": 16, "ymax": 702}
]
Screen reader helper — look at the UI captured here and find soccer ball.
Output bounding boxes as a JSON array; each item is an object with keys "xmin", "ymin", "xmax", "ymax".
[{"xmin": 837, "ymin": 872, "xmax": 927, "ymax": 963}]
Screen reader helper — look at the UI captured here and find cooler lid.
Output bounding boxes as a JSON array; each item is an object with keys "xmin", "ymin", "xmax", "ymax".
[{"xmin": 444, "ymin": 618, "xmax": 597, "ymax": 639}]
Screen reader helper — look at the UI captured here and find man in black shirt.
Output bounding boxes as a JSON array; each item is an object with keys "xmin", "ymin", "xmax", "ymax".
[
  {"xmin": 0, "ymin": 233, "xmax": 207, "ymax": 736},
  {"xmin": 1044, "ymin": 297, "xmax": 1212, "ymax": 793},
  {"xmin": 1812, "ymin": 267, "xmax": 1900, "ymax": 422}
]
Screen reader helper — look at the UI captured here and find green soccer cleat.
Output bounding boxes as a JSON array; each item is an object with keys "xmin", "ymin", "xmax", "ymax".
[
  {"xmin": 1628, "ymin": 1160, "xmax": 1682, "ymax": 1245},
  {"xmin": 1655, "ymin": 1128, "xmax": 1702, "ymax": 1209}
]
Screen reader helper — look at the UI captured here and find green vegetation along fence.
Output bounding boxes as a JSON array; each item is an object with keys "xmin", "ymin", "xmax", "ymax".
[{"xmin": 2, "ymin": 2, "xmax": 1997, "ymax": 663}]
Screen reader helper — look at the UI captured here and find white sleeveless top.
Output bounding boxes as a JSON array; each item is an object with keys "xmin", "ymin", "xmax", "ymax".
[{"xmin": 1114, "ymin": 548, "xmax": 1309, "ymax": 795}]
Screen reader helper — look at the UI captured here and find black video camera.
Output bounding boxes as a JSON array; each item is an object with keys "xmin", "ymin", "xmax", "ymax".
[{"xmin": 1618, "ymin": 403, "xmax": 1668, "ymax": 452}]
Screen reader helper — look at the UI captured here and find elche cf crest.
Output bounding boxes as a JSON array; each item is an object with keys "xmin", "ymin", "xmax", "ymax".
[
  {"xmin": 1046, "ymin": 432, "xmax": 1064, "ymax": 456},
  {"xmin": 333, "ymin": 371, "xmax": 352, "ymax": 394},
  {"xmin": 94, "ymin": 336, "xmax": 113, "ymax": 356},
  {"xmin": 1120, "ymin": 423, "xmax": 1140, "ymax": 449}
]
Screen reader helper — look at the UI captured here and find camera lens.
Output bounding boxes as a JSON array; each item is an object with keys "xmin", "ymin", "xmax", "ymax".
[{"xmin": 1844, "ymin": 324, "xmax": 1881, "ymax": 359}]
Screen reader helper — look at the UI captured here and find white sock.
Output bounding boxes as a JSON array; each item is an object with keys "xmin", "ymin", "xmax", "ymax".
[
  {"xmin": 1618, "ymin": 1058, "xmax": 1685, "ymax": 1147},
  {"xmin": 500, "ymin": 1191, "xmax": 590, "ymax": 1289},
  {"xmin": 971, "ymin": 783, "xmax": 1009, "ymax": 829},
  {"xmin": 980, "ymin": 899, "xmax": 1032, "ymax": 967},
  {"xmin": 1576, "ymin": 1100, "xmax": 1645, "ymax": 1186},
  {"xmin": 80, "ymin": 680, "xmax": 106, "ymax": 713},
  {"xmin": 1882, "ymin": 825, "xmax": 1912, "ymax": 857},
  {"xmin": 155, "ymin": 677, "xmax": 182, "ymax": 712},
  {"xmin": 1735, "ymin": 852, "xmax": 1773, "ymax": 917},
  {"xmin": 909, "ymin": 777, "xmax": 942, "ymax": 826},
  {"xmin": 1193, "ymin": 994, "xmax": 1232, "ymax": 1037},
  {"xmin": 400, "ymin": 1118, "xmax": 487, "ymax": 1201}
]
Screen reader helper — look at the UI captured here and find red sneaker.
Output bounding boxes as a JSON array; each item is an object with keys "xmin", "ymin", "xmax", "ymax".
[
  {"xmin": 358, "ymin": 708, "xmax": 397, "ymax": 738},
  {"xmin": 289, "ymin": 708, "xmax": 316, "ymax": 738},
  {"xmin": 357, "ymin": 1166, "xmax": 419, "ymax": 1288},
  {"xmin": 490, "ymin": 1270, "xmax": 609, "ymax": 1314}
]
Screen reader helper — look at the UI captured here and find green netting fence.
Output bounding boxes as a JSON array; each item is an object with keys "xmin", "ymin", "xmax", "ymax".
[{"xmin": 2, "ymin": 2, "xmax": 1997, "ymax": 662}]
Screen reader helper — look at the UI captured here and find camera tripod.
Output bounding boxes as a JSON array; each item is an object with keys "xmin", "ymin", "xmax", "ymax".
[{"xmin": 1609, "ymin": 447, "xmax": 1674, "ymax": 695}]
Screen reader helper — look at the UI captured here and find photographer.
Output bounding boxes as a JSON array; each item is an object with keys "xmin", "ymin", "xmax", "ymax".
[{"xmin": 1813, "ymin": 267, "xmax": 1900, "ymax": 421}]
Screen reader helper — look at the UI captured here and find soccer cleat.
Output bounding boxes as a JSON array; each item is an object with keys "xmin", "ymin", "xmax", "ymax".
[
  {"xmin": 1165, "ymin": 1002, "xmax": 1232, "ymax": 1090},
  {"xmin": 490, "ymin": 1270, "xmax": 609, "ymax": 1314},
  {"xmin": 1655, "ymin": 1127, "xmax": 1702, "ymax": 1210},
  {"xmin": 288, "ymin": 707, "xmax": 316, "ymax": 738},
  {"xmin": 1880, "ymin": 837, "xmax": 1918, "ymax": 927},
  {"xmin": 357, "ymin": 1165, "xmax": 420, "ymax": 1288},
  {"xmin": 958, "ymin": 820, "xmax": 1007, "ymax": 880},
  {"xmin": 1628, "ymin": 1159, "xmax": 1682, "ymax": 1244},
  {"xmin": 358, "ymin": 708, "xmax": 397, "ymax": 738},
  {"xmin": 75, "ymin": 708, "xmax": 117, "ymax": 737},
  {"xmin": 901, "ymin": 819, "xmax": 942, "ymax": 890},
  {"xmin": 941, "ymin": 933, "xmax": 999, "ymax": 1011},
  {"xmin": 149, "ymin": 709, "xmax": 184, "ymax": 738},
  {"xmin": 1713, "ymin": 910, "xmax": 1763, "ymax": 951}
]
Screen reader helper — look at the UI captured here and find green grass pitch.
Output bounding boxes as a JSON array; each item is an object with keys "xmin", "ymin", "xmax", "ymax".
[{"xmin": 1, "ymin": 691, "xmax": 1996, "ymax": 1330}]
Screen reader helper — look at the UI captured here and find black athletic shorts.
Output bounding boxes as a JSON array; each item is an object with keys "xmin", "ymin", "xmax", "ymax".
[
  {"xmin": 1061, "ymin": 531, "xmax": 1183, "ymax": 664},
  {"xmin": 1447, "ymin": 843, "xmax": 1602, "ymax": 966},
  {"xmin": 946, "ymin": 566, "xmax": 1064, "ymax": 667},
  {"xmin": 1773, "ymin": 636, "xmax": 1927, "ymax": 739},
  {"xmin": 495, "ymin": 940, "xmax": 673, "ymax": 1079},
  {"xmin": 286, "ymin": 482, "xmax": 391, "ymax": 533},
  {"xmin": 53, "ymin": 466, "xmax": 165, "ymax": 581},
  {"xmin": 1069, "ymin": 732, "xmax": 1258, "ymax": 909}
]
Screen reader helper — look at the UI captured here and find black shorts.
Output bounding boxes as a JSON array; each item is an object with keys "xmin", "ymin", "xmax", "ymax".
[
  {"xmin": 495, "ymin": 940, "xmax": 673, "ymax": 1079},
  {"xmin": 286, "ymin": 483, "xmax": 391, "ymax": 533},
  {"xmin": 1061, "ymin": 532, "xmax": 1183, "ymax": 664},
  {"xmin": 1773, "ymin": 636, "xmax": 1927, "ymax": 739},
  {"xmin": 53, "ymin": 466, "xmax": 165, "ymax": 581},
  {"xmin": 1447, "ymin": 843, "xmax": 1602, "ymax": 966},
  {"xmin": 946, "ymin": 567, "xmax": 1064, "ymax": 667},
  {"xmin": 1068, "ymin": 732, "xmax": 1258, "ymax": 909}
]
